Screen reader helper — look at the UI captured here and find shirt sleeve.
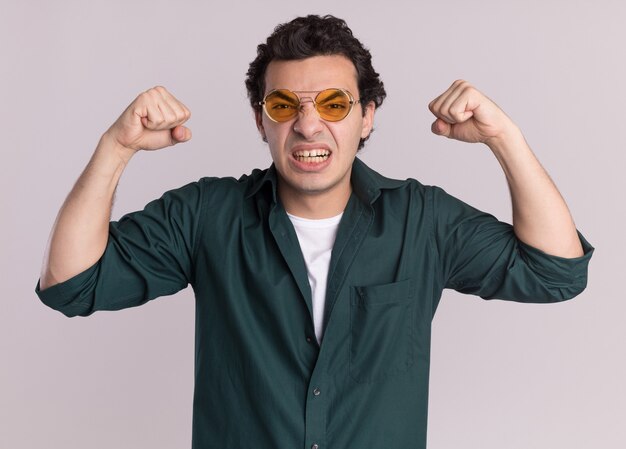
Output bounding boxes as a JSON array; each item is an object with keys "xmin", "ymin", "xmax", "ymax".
[
  {"xmin": 35, "ymin": 180, "xmax": 205, "ymax": 317},
  {"xmin": 430, "ymin": 186, "xmax": 594, "ymax": 302}
]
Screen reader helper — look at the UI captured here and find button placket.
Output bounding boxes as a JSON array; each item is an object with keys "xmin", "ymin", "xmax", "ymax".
[{"xmin": 304, "ymin": 373, "xmax": 326, "ymax": 448}]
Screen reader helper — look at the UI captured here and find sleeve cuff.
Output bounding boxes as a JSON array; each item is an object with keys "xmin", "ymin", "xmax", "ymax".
[
  {"xmin": 35, "ymin": 262, "xmax": 100, "ymax": 315},
  {"xmin": 517, "ymin": 230, "xmax": 594, "ymax": 292}
]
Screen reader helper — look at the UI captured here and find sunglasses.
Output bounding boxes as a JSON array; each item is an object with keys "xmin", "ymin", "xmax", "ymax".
[{"xmin": 259, "ymin": 88, "xmax": 360, "ymax": 123}]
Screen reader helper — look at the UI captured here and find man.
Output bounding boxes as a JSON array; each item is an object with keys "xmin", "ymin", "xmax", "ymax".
[{"xmin": 37, "ymin": 15, "xmax": 593, "ymax": 449}]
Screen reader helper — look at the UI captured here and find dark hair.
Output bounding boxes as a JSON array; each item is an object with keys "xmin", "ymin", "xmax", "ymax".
[{"xmin": 245, "ymin": 14, "xmax": 386, "ymax": 150}]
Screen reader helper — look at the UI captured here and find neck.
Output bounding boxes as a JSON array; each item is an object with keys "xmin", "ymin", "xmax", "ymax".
[{"xmin": 278, "ymin": 182, "xmax": 351, "ymax": 219}]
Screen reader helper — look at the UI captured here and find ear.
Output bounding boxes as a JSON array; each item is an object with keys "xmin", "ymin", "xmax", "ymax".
[
  {"xmin": 255, "ymin": 110, "xmax": 267, "ymax": 142},
  {"xmin": 360, "ymin": 101, "xmax": 376, "ymax": 139}
]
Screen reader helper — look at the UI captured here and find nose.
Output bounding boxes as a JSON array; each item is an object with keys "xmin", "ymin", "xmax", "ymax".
[{"xmin": 293, "ymin": 98, "xmax": 324, "ymax": 139}]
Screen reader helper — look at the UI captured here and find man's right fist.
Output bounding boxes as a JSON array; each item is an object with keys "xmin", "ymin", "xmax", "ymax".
[{"xmin": 105, "ymin": 86, "xmax": 192, "ymax": 153}]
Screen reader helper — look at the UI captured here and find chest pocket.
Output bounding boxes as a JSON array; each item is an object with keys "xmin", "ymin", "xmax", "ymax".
[{"xmin": 349, "ymin": 278, "xmax": 416, "ymax": 383}]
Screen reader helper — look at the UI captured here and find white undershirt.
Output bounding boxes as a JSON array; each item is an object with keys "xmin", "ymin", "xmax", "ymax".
[{"xmin": 287, "ymin": 212, "xmax": 343, "ymax": 344}]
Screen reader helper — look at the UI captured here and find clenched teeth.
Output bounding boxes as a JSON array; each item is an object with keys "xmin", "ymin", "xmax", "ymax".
[
  {"xmin": 293, "ymin": 149, "xmax": 330, "ymax": 163},
  {"xmin": 293, "ymin": 149, "xmax": 330, "ymax": 157}
]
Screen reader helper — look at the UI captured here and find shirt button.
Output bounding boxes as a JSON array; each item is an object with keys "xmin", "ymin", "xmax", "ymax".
[
  {"xmin": 306, "ymin": 336, "xmax": 312, "ymax": 343},
  {"xmin": 311, "ymin": 444, "xmax": 319, "ymax": 449},
  {"xmin": 313, "ymin": 387, "xmax": 321, "ymax": 396}
]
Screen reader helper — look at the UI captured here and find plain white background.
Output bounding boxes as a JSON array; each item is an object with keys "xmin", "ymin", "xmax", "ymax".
[{"xmin": 1, "ymin": 0, "xmax": 624, "ymax": 448}]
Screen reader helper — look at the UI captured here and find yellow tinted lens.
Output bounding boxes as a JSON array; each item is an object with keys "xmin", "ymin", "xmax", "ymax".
[
  {"xmin": 316, "ymin": 89, "xmax": 352, "ymax": 121},
  {"xmin": 264, "ymin": 90, "xmax": 299, "ymax": 122}
]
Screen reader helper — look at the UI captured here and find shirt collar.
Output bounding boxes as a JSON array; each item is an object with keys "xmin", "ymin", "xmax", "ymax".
[
  {"xmin": 350, "ymin": 157, "xmax": 406, "ymax": 204},
  {"xmin": 245, "ymin": 157, "xmax": 406, "ymax": 205},
  {"xmin": 245, "ymin": 164, "xmax": 279, "ymax": 203}
]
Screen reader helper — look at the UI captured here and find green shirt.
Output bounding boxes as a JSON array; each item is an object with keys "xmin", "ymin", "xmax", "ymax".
[{"xmin": 36, "ymin": 158, "xmax": 594, "ymax": 449}]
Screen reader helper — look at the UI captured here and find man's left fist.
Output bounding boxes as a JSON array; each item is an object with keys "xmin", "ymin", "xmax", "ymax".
[{"xmin": 428, "ymin": 80, "xmax": 517, "ymax": 145}]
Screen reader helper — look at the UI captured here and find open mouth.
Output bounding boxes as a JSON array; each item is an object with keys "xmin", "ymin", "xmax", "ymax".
[{"xmin": 292, "ymin": 149, "xmax": 331, "ymax": 163}]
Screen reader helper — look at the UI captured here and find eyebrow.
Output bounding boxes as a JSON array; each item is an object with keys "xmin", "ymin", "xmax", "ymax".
[
  {"xmin": 269, "ymin": 90, "xmax": 299, "ymax": 104},
  {"xmin": 317, "ymin": 90, "xmax": 343, "ymax": 102}
]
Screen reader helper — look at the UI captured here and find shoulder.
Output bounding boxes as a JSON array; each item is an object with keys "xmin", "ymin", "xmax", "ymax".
[
  {"xmin": 169, "ymin": 167, "xmax": 271, "ymax": 206},
  {"xmin": 366, "ymin": 167, "xmax": 474, "ymax": 223},
  {"xmin": 353, "ymin": 157, "xmax": 435, "ymax": 201}
]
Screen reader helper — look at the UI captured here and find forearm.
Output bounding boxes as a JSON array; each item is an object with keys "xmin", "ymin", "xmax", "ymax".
[
  {"xmin": 39, "ymin": 132, "xmax": 136, "ymax": 290},
  {"xmin": 486, "ymin": 126, "xmax": 583, "ymax": 258}
]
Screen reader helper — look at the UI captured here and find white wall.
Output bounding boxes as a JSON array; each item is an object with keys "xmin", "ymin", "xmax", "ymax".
[{"xmin": 1, "ymin": 0, "xmax": 623, "ymax": 448}]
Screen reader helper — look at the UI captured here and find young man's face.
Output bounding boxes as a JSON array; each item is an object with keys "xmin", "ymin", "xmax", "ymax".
[{"xmin": 256, "ymin": 54, "xmax": 374, "ymax": 215}]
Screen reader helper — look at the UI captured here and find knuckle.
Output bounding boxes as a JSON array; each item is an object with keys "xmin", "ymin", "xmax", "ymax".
[
  {"xmin": 176, "ymin": 108, "xmax": 191, "ymax": 122},
  {"xmin": 174, "ymin": 109, "xmax": 186, "ymax": 122},
  {"xmin": 137, "ymin": 91, "xmax": 151, "ymax": 102},
  {"xmin": 451, "ymin": 107, "xmax": 464, "ymax": 118},
  {"xmin": 462, "ymin": 86, "xmax": 477, "ymax": 98},
  {"xmin": 144, "ymin": 86, "xmax": 166, "ymax": 98}
]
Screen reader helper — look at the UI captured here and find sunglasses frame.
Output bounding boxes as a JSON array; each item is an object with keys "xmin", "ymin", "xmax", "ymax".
[{"xmin": 259, "ymin": 88, "xmax": 360, "ymax": 123}]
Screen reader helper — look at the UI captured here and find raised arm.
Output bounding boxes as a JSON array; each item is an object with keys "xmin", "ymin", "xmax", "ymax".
[
  {"xmin": 428, "ymin": 80, "xmax": 583, "ymax": 258},
  {"xmin": 39, "ymin": 86, "xmax": 192, "ymax": 290}
]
